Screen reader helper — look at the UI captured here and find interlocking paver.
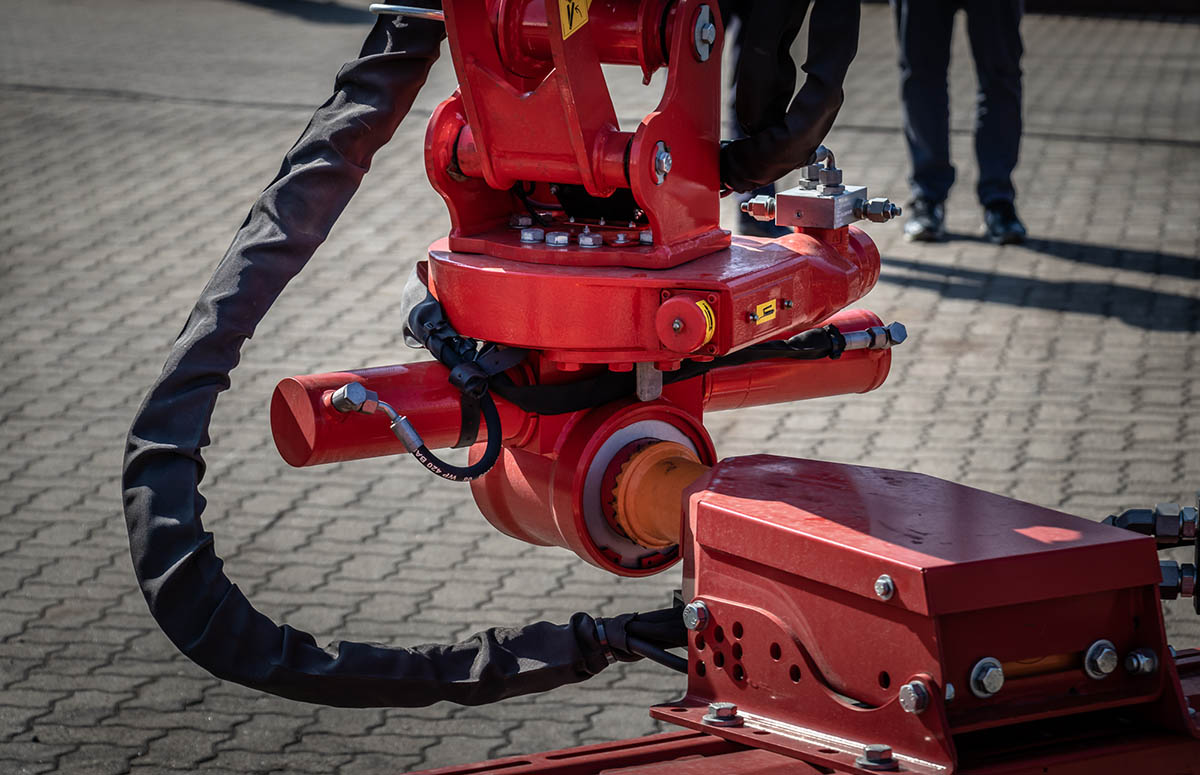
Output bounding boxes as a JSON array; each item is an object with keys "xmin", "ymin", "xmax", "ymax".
[{"xmin": 2, "ymin": 1, "xmax": 1199, "ymax": 773}]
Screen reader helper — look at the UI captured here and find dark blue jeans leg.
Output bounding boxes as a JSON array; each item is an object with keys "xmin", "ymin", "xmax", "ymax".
[
  {"xmin": 891, "ymin": 0, "xmax": 957, "ymax": 204},
  {"xmin": 965, "ymin": 0, "xmax": 1023, "ymax": 206}
]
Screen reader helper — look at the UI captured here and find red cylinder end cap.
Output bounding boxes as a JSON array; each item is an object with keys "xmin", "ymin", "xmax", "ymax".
[
  {"xmin": 655, "ymin": 294, "xmax": 715, "ymax": 353},
  {"xmin": 270, "ymin": 378, "xmax": 320, "ymax": 468}
]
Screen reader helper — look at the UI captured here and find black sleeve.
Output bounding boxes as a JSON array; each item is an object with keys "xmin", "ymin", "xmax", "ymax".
[
  {"xmin": 720, "ymin": 0, "xmax": 861, "ymax": 193},
  {"xmin": 121, "ymin": 9, "xmax": 613, "ymax": 708}
]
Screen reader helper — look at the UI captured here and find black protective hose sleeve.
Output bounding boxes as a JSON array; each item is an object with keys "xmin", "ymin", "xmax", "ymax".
[
  {"xmin": 121, "ymin": 12, "xmax": 614, "ymax": 707},
  {"xmin": 410, "ymin": 393, "xmax": 502, "ymax": 481}
]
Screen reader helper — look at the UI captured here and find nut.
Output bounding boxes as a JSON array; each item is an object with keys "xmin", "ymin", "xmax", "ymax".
[
  {"xmin": 510, "ymin": 213, "xmax": 533, "ymax": 228},
  {"xmin": 519, "ymin": 227, "xmax": 545, "ymax": 243},
  {"xmin": 1162, "ymin": 560, "xmax": 1183, "ymax": 600},
  {"xmin": 1125, "ymin": 648, "xmax": 1158, "ymax": 676},
  {"xmin": 653, "ymin": 141, "xmax": 672, "ymax": 184},
  {"xmin": 639, "ymin": 229, "xmax": 654, "ymax": 245},
  {"xmin": 1155, "ymin": 503, "xmax": 1183, "ymax": 542},
  {"xmin": 545, "ymin": 231, "xmax": 570, "ymax": 246},
  {"xmin": 739, "ymin": 195, "xmax": 776, "ymax": 222},
  {"xmin": 856, "ymin": 743, "xmax": 898, "ymax": 771},
  {"xmin": 578, "ymin": 228, "xmax": 603, "ymax": 248}
]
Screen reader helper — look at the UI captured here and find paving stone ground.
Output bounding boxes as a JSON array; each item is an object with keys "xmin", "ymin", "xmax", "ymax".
[{"xmin": 2, "ymin": 2, "xmax": 1199, "ymax": 773}]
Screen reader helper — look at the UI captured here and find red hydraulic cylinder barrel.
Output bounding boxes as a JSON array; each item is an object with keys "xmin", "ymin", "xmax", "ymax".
[
  {"xmin": 702, "ymin": 309, "xmax": 892, "ymax": 412},
  {"xmin": 270, "ymin": 362, "xmax": 532, "ymax": 468}
]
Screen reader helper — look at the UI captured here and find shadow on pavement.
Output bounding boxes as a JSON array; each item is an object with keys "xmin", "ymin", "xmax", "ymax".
[
  {"xmin": 229, "ymin": 0, "xmax": 375, "ymax": 24},
  {"xmin": 880, "ymin": 244, "xmax": 1200, "ymax": 331}
]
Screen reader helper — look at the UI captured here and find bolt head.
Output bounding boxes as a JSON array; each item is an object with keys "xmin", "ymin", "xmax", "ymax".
[
  {"xmin": 578, "ymin": 230, "xmax": 603, "ymax": 248},
  {"xmin": 898, "ymin": 681, "xmax": 930, "ymax": 714},
  {"xmin": 655, "ymin": 150, "xmax": 673, "ymax": 176},
  {"xmin": 610, "ymin": 232, "xmax": 633, "ymax": 246},
  {"xmin": 874, "ymin": 574, "xmax": 895, "ymax": 601},
  {"xmin": 700, "ymin": 22, "xmax": 716, "ymax": 44},
  {"xmin": 682, "ymin": 600, "xmax": 709, "ymax": 631},
  {"xmin": 970, "ymin": 658, "xmax": 1005, "ymax": 698},
  {"xmin": 519, "ymin": 227, "xmax": 545, "ymax": 243},
  {"xmin": 944, "ymin": 683, "xmax": 956, "ymax": 703},
  {"xmin": 639, "ymin": 229, "xmax": 653, "ymax": 245},
  {"xmin": 863, "ymin": 744, "xmax": 893, "ymax": 763},
  {"xmin": 886, "ymin": 322, "xmax": 908, "ymax": 346},
  {"xmin": 1085, "ymin": 640, "xmax": 1119, "ymax": 679},
  {"xmin": 545, "ymin": 231, "xmax": 570, "ymax": 246},
  {"xmin": 708, "ymin": 701, "xmax": 737, "ymax": 718},
  {"xmin": 1125, "ymin": 648, "xmax": 1158, "ymax": 676},
  {"xmin": 510, "ymin": 213, "xmax": 533, "ymax": 228},
  {"xmin": 672, "ymin": 318, "xmax": 684, "ymax": 333}
]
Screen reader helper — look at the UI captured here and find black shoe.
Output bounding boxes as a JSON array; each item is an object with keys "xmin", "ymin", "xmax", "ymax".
[
  {"xmin": 903, "ymin": 197, "xmax": 945, "ymax": 242},
  {"xmin": 983, "ymin": 200, "xmax": 1026, "ymax": 245}
]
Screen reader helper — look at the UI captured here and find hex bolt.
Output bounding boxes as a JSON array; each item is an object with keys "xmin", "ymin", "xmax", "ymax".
[
  {"xmin": 639, "ymin": 229, "xmax": 654, "ymax": 245},
  {"xmin": 1125, "ymin": 648, "xmax": 1159, "ymax": 676},
  {"xmin": 898, "ymin": 680, "xmax": 930, "ymax": 714},
  {"xmin": 874, "ymin": 574, "xmax": 895, "ymax": 601},
  {"xmin": 545, "ymin": 231, "xmax": 570, "ymax": 247},
  {"xmin": 945, "ymin": 683, "xmax": 956, "ymax": 703},
  {"xmin": 682, "ymin": 600, "xmax": 709, "ymax": 631},
  {"xmin": 970, "ymin": 657, "xmax": 1005, "ymax": 698},
  {"xmin": 578, "ymin": 228, "xmax": 603, "ymax": 248},
  {"xmin": 672, "ymin": 318, "xmax": 684, "ymax": 333},
  {"xmin": 510, "ymin": 213, "xmax": 533, "ymax": 228},
  {"xmin": 520, "ymin": 227, "xmax": 545, "ymax": 243},
  {"xmin": 856, "ymin": 743, "xmax": 899, "ymax": 771},
  {"xmin": 1084, "ymin": 639, "xmax": 1119, "ymax": 680},
  {"xmin": 692, "ymin": 5, "xmax": 715, "ymax": 61},
  {"xmin": 653, "ymin": 141, "xmax": 672, "ymax": 184},
  {"xmin": 782, "ymin": 299, "xmax": 794, "ymax": 309},
  {"xmin": 610, "ymin": 231, "xmax": 633, "ymax": 246},
  {"xmin": 702, "ymin": 701, "xmax": 743, "ymax": 727},
  {"xmin": 748, "ymin": 312, "xmax": 759, "ymax": 323}
]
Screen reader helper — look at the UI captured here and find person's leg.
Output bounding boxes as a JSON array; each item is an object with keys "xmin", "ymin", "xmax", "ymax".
[
  {"xmin": 724, "ymin": 2, "xmax": 789, "ymax": 238},
  {"xmin": 964, "ymin": 0, "xmax": 1023, "ymax": 208},
  {"xmin": 892, "ymin": 0, "xmax": 957, "ymax": 205}
]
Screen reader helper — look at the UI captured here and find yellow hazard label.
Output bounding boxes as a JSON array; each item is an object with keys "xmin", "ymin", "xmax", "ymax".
[
  {"xmin": 754, "ymin": 299, "xmax": 777, "ymax": 325},
  {"xmin": 560, "ymin": 0, "xmax": 589, "ymax": 39},
  {"xmin": 695, "ymin": 300, "xmax": 716, "ymax": 345}
]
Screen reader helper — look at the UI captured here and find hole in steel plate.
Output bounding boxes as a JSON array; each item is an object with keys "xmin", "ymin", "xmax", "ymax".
[
  {"xmin": 671, "ymin": 707, "xmax": 688, "ymax": 712},
  {"xmin": 752, "ymin": 730, "xmax": 770, "ymax": 736},
  {"xmin": 732, "ymin": 643, "xmax": 743, "ymax": 660},
  {"xmin": 770, "ymin": 642, "xmax": 782, "ymax": 660},
  {"xmin": 817, "ymin": 748, "xmax": 838, "ymax": 754},
  {"xmin": 732, "ymin": 664, "xmax": 745, "ymax": 681},
  {"xmin": 878, "ymin": 671, "xmax": 891, "ymax": 689},
  {"xmin": 789, "ymin": 664, "xmax": 802, "ymax": 682},
  {"xmin": 695, "ymin": 634, "xmax": 705, "ymax": 651},
  {"xmin": 714, "ymin": 652, "xmax": 725, "ymax": 668},
  {"xmin": 696, "ymin": 661, "xmax": 706, "ymax": 677},
  {"xmin": 732, "ymin": 621, "xmax": 744, "ymax": 639},
  {"xmin": 713, "ymin": 626, "xmax": 725, "ymax": 643}
]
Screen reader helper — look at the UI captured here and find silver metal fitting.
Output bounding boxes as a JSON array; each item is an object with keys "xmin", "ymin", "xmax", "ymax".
[
  {"xmin": 578, "ymin": 228, "xmax": 603, "ymax": 248},
  {"xmin": 856, "ymin": 197, "xmax": 903, "ymax": 223},
  {"xmin": 635, "ymin": 362, "xmax": 663, "ymax": 402},
  {"xmin": 519, "ymin": 227, "xmax": 545, "ymax": 243},
  {"xmin": 1162, "ymin": 560, "xmax": 1198, "ymax": 600},
  {"xmin": 653, "ymin": 141, "xmax": 672, "ymax": 185},
  {"xmin": 945, "ymin": 683, "xmax": 956, "ymax": 703},
  {"xmin": 970, "ymin": 657, "xmax": 1005, "ymax": 698},
  {"xmin": 1084, "ymin": 639, "xmax": 1119, "ymax": 679},
  {"xmin": 692, "ymin": 5, "xmax": 716, "ymax": 61},
  {"xmin": 702, "ymin": 701, "xmax": 743, "ymax": 727},
  {"xmin": 874, "ymin": 574, "xmax": 895, "ymax": 601},
  {"xmin": 898, "ymin": 680, "xmax": 930, "ymax": 714},
  {"xmin": 856, "ymin": 743, "xmax": 899, "ymax": 771},
  {"xmin": 1125, "ymin": 648, "xmax": 1159, "ymax": 676},
  {"xmin": 740, "ymin": 194, "xmax": 776, "ymax": 223},
  {"xmin": 610, "ymin": 231, "xmax": 634, "ymax": 246},
  {"xmin": 843, "ymin": 322, "xmax": 908, "ymax": 352},
  {"xmin": 389, "ymin": 415, "xmax": 423, "ymax": 454},
  {"xmin": 510, "ymin": 213, "xmax": 534, "ymax": 228},
  {"xmin": 682, "ymin": 600, "xmax": 709, "ymax": 631},
  {"xmin": 330, "ymin": 382, "xmax": 379, "ymax": 415},
  {"xmin": 797, "ymin": 163, "xmax": 822, "ymax": 189},
  {"xmin": 639, "ymin": 229, "xmax": 654, "ymax": 245},
  {"xmin": 1153, "ymin": 502, "xmax": 1200, "ymax": 545},
  {"xmin": 545, "ymin": 231, "xmax": 570, "ymax": 247}
]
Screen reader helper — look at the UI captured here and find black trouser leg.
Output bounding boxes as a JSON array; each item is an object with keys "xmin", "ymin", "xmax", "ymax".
[
  {"xmin": 965, "ymin": 0, "xmax": 1023, "ymax": 206},
  {"xmin": 892, "ymin": 0, "xmax": 958, "ymax": 203}
]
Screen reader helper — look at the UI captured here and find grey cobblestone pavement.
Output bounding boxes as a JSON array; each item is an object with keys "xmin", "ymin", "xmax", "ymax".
[{"xmin": 2, "ymin": 2, "xmax": 1199, "ymax": 773}]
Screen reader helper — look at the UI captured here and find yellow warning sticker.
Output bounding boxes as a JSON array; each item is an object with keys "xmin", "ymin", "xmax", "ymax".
[
  {"xmin": 754, "ymin": 299, "xmax": 777, "ymax": 325},
  {"xmin": 560, "ymin": 0, "xmax": 589, "ymax": 39},
  {"xmin": 695, "ymin": 300, "xmax": 716, "ymax": 345}
]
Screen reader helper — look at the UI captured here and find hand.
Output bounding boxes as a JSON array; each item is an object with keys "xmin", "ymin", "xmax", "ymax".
[{"xmin": 720, "ymin": 0, "xmax": 861, "ymax": 193}]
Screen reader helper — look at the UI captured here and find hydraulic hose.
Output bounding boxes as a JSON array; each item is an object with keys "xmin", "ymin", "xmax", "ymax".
[
  {"xmin": 120, "ymin": 11, "xmax": 619, "ymax": 708},
  {"xmin": 410, "ymin": 391, "xmax": 501, "ymax": 481}
]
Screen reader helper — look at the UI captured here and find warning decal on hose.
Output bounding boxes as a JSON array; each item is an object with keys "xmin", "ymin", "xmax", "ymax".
[
  {"xmin": 560, "ymin": 0, "xmax": 589, "ymax": 39},
  {"xmin": 696, "ymin": 299, "xmax": 716, "ymax": 345}
]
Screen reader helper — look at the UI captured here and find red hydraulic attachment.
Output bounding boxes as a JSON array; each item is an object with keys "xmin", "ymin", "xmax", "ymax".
[{"xmin": 269, "ymin": 1, "xmax": 1200, "ymax": 772}]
